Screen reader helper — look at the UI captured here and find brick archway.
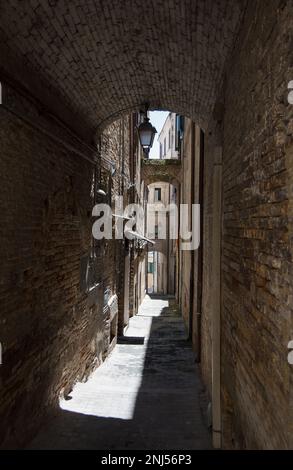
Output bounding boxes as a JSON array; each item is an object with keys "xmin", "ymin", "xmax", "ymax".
[
  {"xmin": 141, "ymin": 159, "xmax": 182, "ymax": 186},
  {"xmin": 0, "ymin": 1, "xmax": 245, "ymax": 140}
]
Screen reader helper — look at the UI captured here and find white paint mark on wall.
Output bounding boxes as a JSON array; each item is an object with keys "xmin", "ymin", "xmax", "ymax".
[
  {"xmin": 288, "ymin": 81, "xmax": 293, "ymax": 105},
  {"xmin": 288, "ymin": 340, "xmax": 293, "ymax": 365}
]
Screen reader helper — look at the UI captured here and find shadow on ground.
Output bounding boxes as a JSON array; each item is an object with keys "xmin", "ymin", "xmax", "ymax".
[{"xmin": 28, "ymin": 296, "xmax": 212, "ymax": 450}]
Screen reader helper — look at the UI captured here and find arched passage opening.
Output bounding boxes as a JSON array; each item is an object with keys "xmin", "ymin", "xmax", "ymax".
[{"xmin": 145, "ymin": 180, "xmax": 179, "ymax": 296}]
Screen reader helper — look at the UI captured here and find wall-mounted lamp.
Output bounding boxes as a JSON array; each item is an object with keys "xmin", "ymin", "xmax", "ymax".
[{"xmin": 137, "ymin": 103, "xmax": 157, "ymax": 158}]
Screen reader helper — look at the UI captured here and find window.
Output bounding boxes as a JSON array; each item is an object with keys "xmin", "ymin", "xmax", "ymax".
[
  {"xmin": 175, "ymin": 114, "xmax": 185, "ymax": 152},
  {"xmin": 155, "ymin": 224, "xmax": 159, "ymax": 239},
  {"xmin": 164, "ymin": 137, "xmax": 166, "ymax": 156},
  {"xmin": 171, "ymin": 186, "xmax": 177, "ymax": 202},
  {"xmin": 160, "ymin": 143, "xmax": 162, "ymax": 159},
  {"xmin": 154, "ymin": 188, "xmax": 161, "ymax": 201},
  {"xmin": 168, "ymin": 129, "xmax": 171, "ymax": 149},
  {"xmin": 148, "ymin": 262, "xmax": 154, "ymax": 274}
]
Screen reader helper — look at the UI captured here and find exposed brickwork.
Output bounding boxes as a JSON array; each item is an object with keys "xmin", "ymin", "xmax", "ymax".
[
  {"xmin": 179, "ymin": 119, "xmax": 194, "ymax": 330},
  {"xmin": 141, "ymin": 159, "xmax": 181, "ymax": 186},
  {"xmin": 0, "ymin": 81, "xmax": 137, "ymax": 447},
  {"xmin": 0, "ymin": 1, "xmax": 244, "ymax": 135},
  {"xmin": 0, "ymin": 83, "xmax": 99, "ymax": 447},
  {"xmin": 99, "ymin": 115, "xmax": 134, "ymax": 335},
  {"xmin": 222, "ymin": 0, "xmax": 293, "ymax": 449},
  {"xmin": 201, "ymin": 136, "xmax": 215, "ymax": 398},
  {"xmin": 179, "ymin": 120, "xmax": 204, "ymax": 362},
  {"xmin": 0, "ymin": 0, "xmax": 292, "ymax": 452}
]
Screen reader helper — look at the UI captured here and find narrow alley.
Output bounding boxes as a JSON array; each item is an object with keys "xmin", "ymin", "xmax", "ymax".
[
  {"xmin": 0, "ymin": 0, "xmax": 292, "ymax": 454},
  {"xmin": 28, "ymin": 296, "xmax": 211, "ymax": 450}
]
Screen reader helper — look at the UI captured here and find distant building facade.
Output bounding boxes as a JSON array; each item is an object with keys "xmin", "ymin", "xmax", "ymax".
[
  {"xmin": 146, "ymin": 181, "xmax": 177, "ymax": 295},
  {"xmin": 157, "ymin": 112, "xmax": 185, "ymax": 159}
]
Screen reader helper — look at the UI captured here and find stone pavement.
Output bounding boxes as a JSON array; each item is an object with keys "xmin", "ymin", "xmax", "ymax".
[{"xmin": 28, "ymin": 296, "xmax": 212, "ymax": 450}]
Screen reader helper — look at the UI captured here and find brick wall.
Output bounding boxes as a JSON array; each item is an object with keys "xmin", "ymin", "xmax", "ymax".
[
  {"xmin": 99, "ymin": 115, "xmax": 133, "ymax": 335},
  {"xmin": 201, "ymin": 137, "xmax": 215, "ymax": 398},
  {"xmin": 221, "ymin": 0, "xmax": 293, "ymax": 449},
  {"xmin": 180, "ymin": 119, "xmax": 193, "ymax": 331},
  {"xmin": 0, "ymin": 81, "xmax": 135, "ymax": 447},
  {"xmin": 180, "ymin": 120, "xmax": 203, "ymax": 361},
  {"xmin": 0, "ymin": 84, "xmax": 100, "ymax": 447}
]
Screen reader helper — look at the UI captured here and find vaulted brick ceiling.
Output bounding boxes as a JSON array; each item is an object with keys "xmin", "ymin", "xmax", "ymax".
[{"xmin": 0, "ymin": 0, "xmax": 245, "ymax": 139}]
